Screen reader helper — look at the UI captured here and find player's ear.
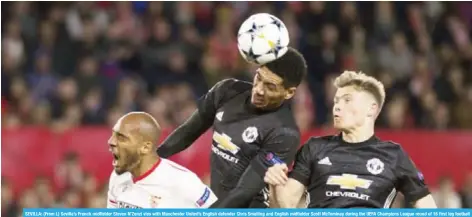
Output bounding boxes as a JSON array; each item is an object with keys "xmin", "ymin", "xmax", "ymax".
[
  {"xmin": 367, "ymin": 102, "xmax": 378, "ymax": 118},
  {"xmin": 140, "ymin": 141, "xmax": 153, "ymax": 154},
  {"xmin": 284, "ymin": 87, "xmax": 296, "ymax": 100}
]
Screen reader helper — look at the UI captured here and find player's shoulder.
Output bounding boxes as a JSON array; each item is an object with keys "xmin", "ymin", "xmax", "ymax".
[
  {"xmin": 298, "ymin": 135, "xmax": 337, "ymax": 154},
  {"xmin": 160, "ymin": 159, "xmax": 201, "ymax": 180},
  {"xmin": 211, "ymin": 78, "xmax": 252, "ymax": 95},
  {"xmin": 269, "ymin": 103, "xmax": 298, "ymax": 127},
  {"xmin": 375, "ymin": 139, "xmax": 410, "ymax": 156}
]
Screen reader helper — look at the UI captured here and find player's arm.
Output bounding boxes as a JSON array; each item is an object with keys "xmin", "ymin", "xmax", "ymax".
[
  {"xmin": 395, "ymin": 148, "xmax": 437, "ymax": 208},
  {"xmin": 268, "ymin": 178, "xmax": 306, "ymax": 208},
  {"xmin": 210, "ymin": 128, "xmax": 300, "ymax": 208},
  {"xmin": 158, "ymin": 79, "xmax": 234, "ymax": 158},
  {"xmin": 180, "ymin": 172, "xmax": 218, "ymax": 208},
  {"xmin": 107, "ymin": 171, "xmax": 118, "ymax": 208},
  {"xmin": 157, "ymin": 111, "xmax": 212, "ymax": 157},
  {"xmin": 268, "ymin": 184, "xmax": 280, "ymax": 208},
  {"xmin": 267, "ymin": 143, "xmax": 313, "ymax": 208},
  {"xmin": 414, "ymin": 194, "xmax": 437, "ymax": 208}
]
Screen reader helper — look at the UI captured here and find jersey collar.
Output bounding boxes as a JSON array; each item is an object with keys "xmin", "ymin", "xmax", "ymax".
[
  {"xmin": 338, "ymin": 133, "xmax": 379, "ymax": 146},
  {"xmin": 133, "ymin": 158, "xmax": 161, "ymax": 183}
]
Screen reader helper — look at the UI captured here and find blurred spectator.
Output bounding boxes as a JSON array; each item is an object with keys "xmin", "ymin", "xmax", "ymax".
[
  {"xmin": 144, "ymin": 97, "xmax": 171, "ymax": 129},
  {"xmin": 31, "ymin": 101, "xmax": 52, "ymax": 126},
  {"xmin": 2, "ymin": 113, "xmax": 23, "ymax": 130},
  {"xmin": 293, "ymin": 82, "xmax": 314, "ymax": 132},
  {"xmin": 344, "ymin": 25, "xmax": 373, "ymax": 74},
  {"xmin": 3, "ymin": 19, "xmax": 25, "ymax": 68},
  {"xmin": 28, "ymin": 52, "xmax": 58, "ymax": 103},
  {"xmin": 11, "ymin": 2, "xmax": 36, "ymax": 41},
  {"xmin": 373, "ymin": 2, "xmax": 396, "ymax": 44},
  {"xmin": 1, "ymin": 178, "xmax": 18, "ymax": 217},
  {"xmin": 82, "ymin": 88, "xmax": 106, "ymax": 124},
  {"xmin": 54, "ymin": 152, "xmax": 84, "ymax": 192},
  {"xmin": 384, "ymin": 94, "xmax": 409, "ymax": 129},
  {"xmin": 109, "ymin": 2, "xmax": 142, "ymax": 42},
  {"xmin": 337, "ymin": 2, "xmax": 359, "ymax": 45},
  {"xmin": 460, "ymin": 173, "xmax": 472, "ymax": 208},
  {"xmin": 432, "ymin": 176, "xmax": 462, "ymax": 208},
  {"xmin": 452, "ymin": 85, "xmax": 472, "ymax": 129},
  {"xmin": 19, "ymin": 188, "xmax": 41, "ymax": 209},
  {"xmin": 61, "ymin": 190, "xmax": 82, "ymax": 208},
  {"xmin": 65, "ymin": 2, "xmax": 108, "ymax": 41},
  {"xmin": 33, "ymin": 177, "xmax": 56, "ymax": 208},
  {"xmin": 377, "ymin": 32, "xmax": 414, "ymax": 80},
  {"xmin": 86, "ymin": 193, "xmax": 107, "ymax": 208},
  {"xmin": 75, "ymin": 56, "xmax": 101, "ymax": 98},
  {"xmin": 82, "ymin": 173, "xmax": 98, "ymax": 200},
  {"xmin": 208, "ymin": 10, "xmax": 239, "ymax": 71},
  {"xmin": 50, "ymin": 77, "xmax": 79, "ymax": 121}
]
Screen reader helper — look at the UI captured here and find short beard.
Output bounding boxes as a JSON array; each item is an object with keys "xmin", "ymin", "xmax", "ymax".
[{"xmin": 117, "ymin": 150, "xmax": 141, "ymax": 175}]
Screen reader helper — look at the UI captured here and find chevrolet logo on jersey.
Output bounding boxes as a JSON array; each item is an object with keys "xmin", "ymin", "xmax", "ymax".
[
  {"xmin": 326, "ymin": 174, "xmax": 372, "ymax": 190},
  {"xmin": 213, "ymin": 131, "xmax": 240, "ymax": 155}
]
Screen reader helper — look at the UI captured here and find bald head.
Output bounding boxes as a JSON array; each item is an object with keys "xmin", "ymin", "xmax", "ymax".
[{"xmin": 113, "ymin": 112, "xmax": 161, "ymax": 150}]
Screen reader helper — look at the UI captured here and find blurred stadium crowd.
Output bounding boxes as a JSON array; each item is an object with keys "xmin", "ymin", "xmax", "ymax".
[{"xmin": 1, "ymin": 1, "xmax": 472, "ymax": 214}]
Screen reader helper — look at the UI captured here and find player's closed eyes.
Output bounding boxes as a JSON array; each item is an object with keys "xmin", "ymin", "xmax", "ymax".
[
  {"xmin": 265, "ymin": 83, "xmax": 277, "ymax": 91},
  {"xmin": 255, "ymin": 75, "xmax": 276, "ymax": 91}
]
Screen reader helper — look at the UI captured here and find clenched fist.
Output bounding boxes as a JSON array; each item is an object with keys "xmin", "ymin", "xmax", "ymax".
[{"xmin": 264, "ymin": 163, "xmax": 289, "ymax": 186}]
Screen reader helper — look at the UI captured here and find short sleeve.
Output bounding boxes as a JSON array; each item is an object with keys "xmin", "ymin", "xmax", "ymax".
[
  {"xmin": 179, "ymin": 173, "xmax": 218, "ymax": 208},
  {"xmin": 395, "ymin": 148, "xmax": 430, "ymax": 202},
  {"xmin": 288, "ymin": 141, "xmax": 315, "ymax": 186},
  {"xmin": 251, "ymin": 127, "xmax": 300, "ymax": 176},
  {"xmin": 197, "ymin": 79, "xmax": 236, "ymax": 120}
]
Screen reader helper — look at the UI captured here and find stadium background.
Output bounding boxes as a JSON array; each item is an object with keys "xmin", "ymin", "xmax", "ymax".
[{"xmin": 1, "ymin": 1, "xmax": 472, "ymax": 214}]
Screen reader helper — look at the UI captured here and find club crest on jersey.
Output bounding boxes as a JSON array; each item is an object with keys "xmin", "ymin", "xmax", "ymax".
[
  {"xmin": 366, "ymin": 158, "xmax": 384, "ymax": 175},
  {"xmin": 121, "ymin": 184, "xmax": 130, "ymax": 192},
  {"xmin": 242, "ymin": 127, "xmax": 258, "ymax": 143}
]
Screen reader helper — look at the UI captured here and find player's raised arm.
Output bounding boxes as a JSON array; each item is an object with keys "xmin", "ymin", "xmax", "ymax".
[
  {"xmin": 158, "ymin": 79, "xmax": 235, "ymax": 157},
  {"xmin": 394, "ymin": 148, "xmax": 437, "ymax": 208},
  {"xmin": 210, "ymin": 128, "xmax": 300, "ymax": 208}
]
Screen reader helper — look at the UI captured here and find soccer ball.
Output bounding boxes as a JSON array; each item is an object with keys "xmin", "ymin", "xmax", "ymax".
[{"xmin": 237, "ymin": 13, "xmax": 290, "ymax": 65}]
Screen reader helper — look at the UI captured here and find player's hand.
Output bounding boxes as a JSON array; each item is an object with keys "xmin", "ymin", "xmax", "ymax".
[{"xmin": 264, "ymin": 163, "xmax": 289, "ymax": 186}]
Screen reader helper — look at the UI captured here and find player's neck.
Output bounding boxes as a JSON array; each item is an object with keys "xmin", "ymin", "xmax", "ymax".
[
  {"xmin": 130, "ymin": 155, "xmax": 160, "ymax": 181},
  {"xmin": 342, "ymin": 125, "xmax": 374, "ymax": 144}
]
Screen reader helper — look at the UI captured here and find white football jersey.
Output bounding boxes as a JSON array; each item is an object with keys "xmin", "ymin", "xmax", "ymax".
[{"xmin": 107, "ymin": 158, "xmax": 217, "ymax": 208}]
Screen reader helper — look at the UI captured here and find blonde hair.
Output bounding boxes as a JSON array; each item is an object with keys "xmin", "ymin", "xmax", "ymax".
[{"xmin": 333, "ymin": 71, "xmax": 386, "ymax": 109}]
